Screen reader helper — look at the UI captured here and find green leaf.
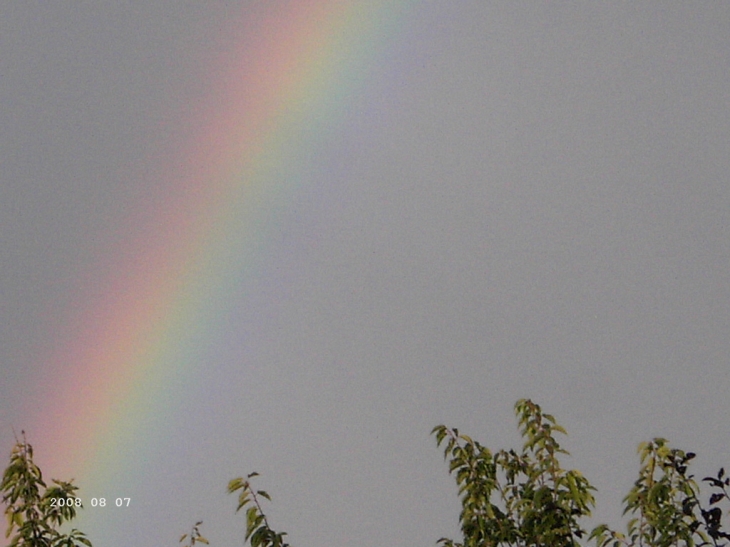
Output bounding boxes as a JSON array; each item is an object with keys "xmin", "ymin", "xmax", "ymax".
[{"xmin": 228, "ymin": 478, "xmax": 243, "ymax": 493}]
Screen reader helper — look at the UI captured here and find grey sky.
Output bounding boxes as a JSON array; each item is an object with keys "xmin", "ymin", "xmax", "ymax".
[{"xmin": 1, "ymin": 3, "xmax": 729, "ymax": 546}]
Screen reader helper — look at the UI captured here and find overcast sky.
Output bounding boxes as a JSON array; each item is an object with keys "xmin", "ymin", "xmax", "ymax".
[{"xmin": 1, "ymin": 3, "xmax": 729, "ymax": 547}]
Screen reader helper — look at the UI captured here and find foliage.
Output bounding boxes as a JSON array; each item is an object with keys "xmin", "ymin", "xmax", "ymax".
[
  {"xmin": 432, "ymin": 399, "xmax": 730, "ymax": 547},
  {"xmin": 3, "ymin": 401, "xmax": 729, "ymax": 547},
  {"xmin": 589, "ymin": 439, "xmax": 730, "ymax": 547},
  {"xmin": 179, "ymin": 520, "xmax": 209, "ymax": 546},
  {"xmin": 0, "ymin": 431, "xmax": 91, "ymax": 547},
  {"xmin": 227, "ymin": 472, "xmax": 289, "ymax": 547},
  {"xmin": 700, "ymin": 467, "xmax": 730, "ymax": 546},
  {"xmin": 432, "ymin": 399, "xmax": 597, "ymax": 547}
]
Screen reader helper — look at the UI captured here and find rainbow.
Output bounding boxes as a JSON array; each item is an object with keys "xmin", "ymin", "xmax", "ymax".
[{"xmin": 24, "ymin": 1, "xmax": 417, "ymax": 491}]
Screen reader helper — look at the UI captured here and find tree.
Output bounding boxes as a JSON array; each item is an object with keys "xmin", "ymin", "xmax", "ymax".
[
  {"xmin": 0, "ymin": 431, "xmax": 91, "ymax": 547},
  {"xmin": 4, "ymin": 400, "xmax": 728, "ymax": 546},
  {"xmin": 432, "ymin": 399, "xmax": 596, "ymax": 547},
  {"xmin": 590, "ymin": 438, "xmax": 730, "ymax": 547},
  {"xmin": 226, "ymin": 399, "xmax": 729, "ymax": 547},
  {"xmin": 432, "ymin": 399, "xmax": 730, "ymax": 547}
]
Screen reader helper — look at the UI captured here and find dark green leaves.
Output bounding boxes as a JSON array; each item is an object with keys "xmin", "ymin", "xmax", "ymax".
[{"xmin": 710, "ymin": 493, "xmax": 724, "ymax": 505}]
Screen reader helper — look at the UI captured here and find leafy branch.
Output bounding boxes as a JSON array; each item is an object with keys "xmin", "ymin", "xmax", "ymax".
[
  {"xmin": 432, "ymin": 399, "xmax": 596, "ymax": 547},
  {"xmin": 1, "ymin": 430, "xmax": 91, "ymax": 547},
  {"xmin": 228, "ymin": 472, "xmax": 289, "ymax": 547},
  {"xmin": 179, "ymin": 520, "xmax": 209, "ymax": 546}
]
